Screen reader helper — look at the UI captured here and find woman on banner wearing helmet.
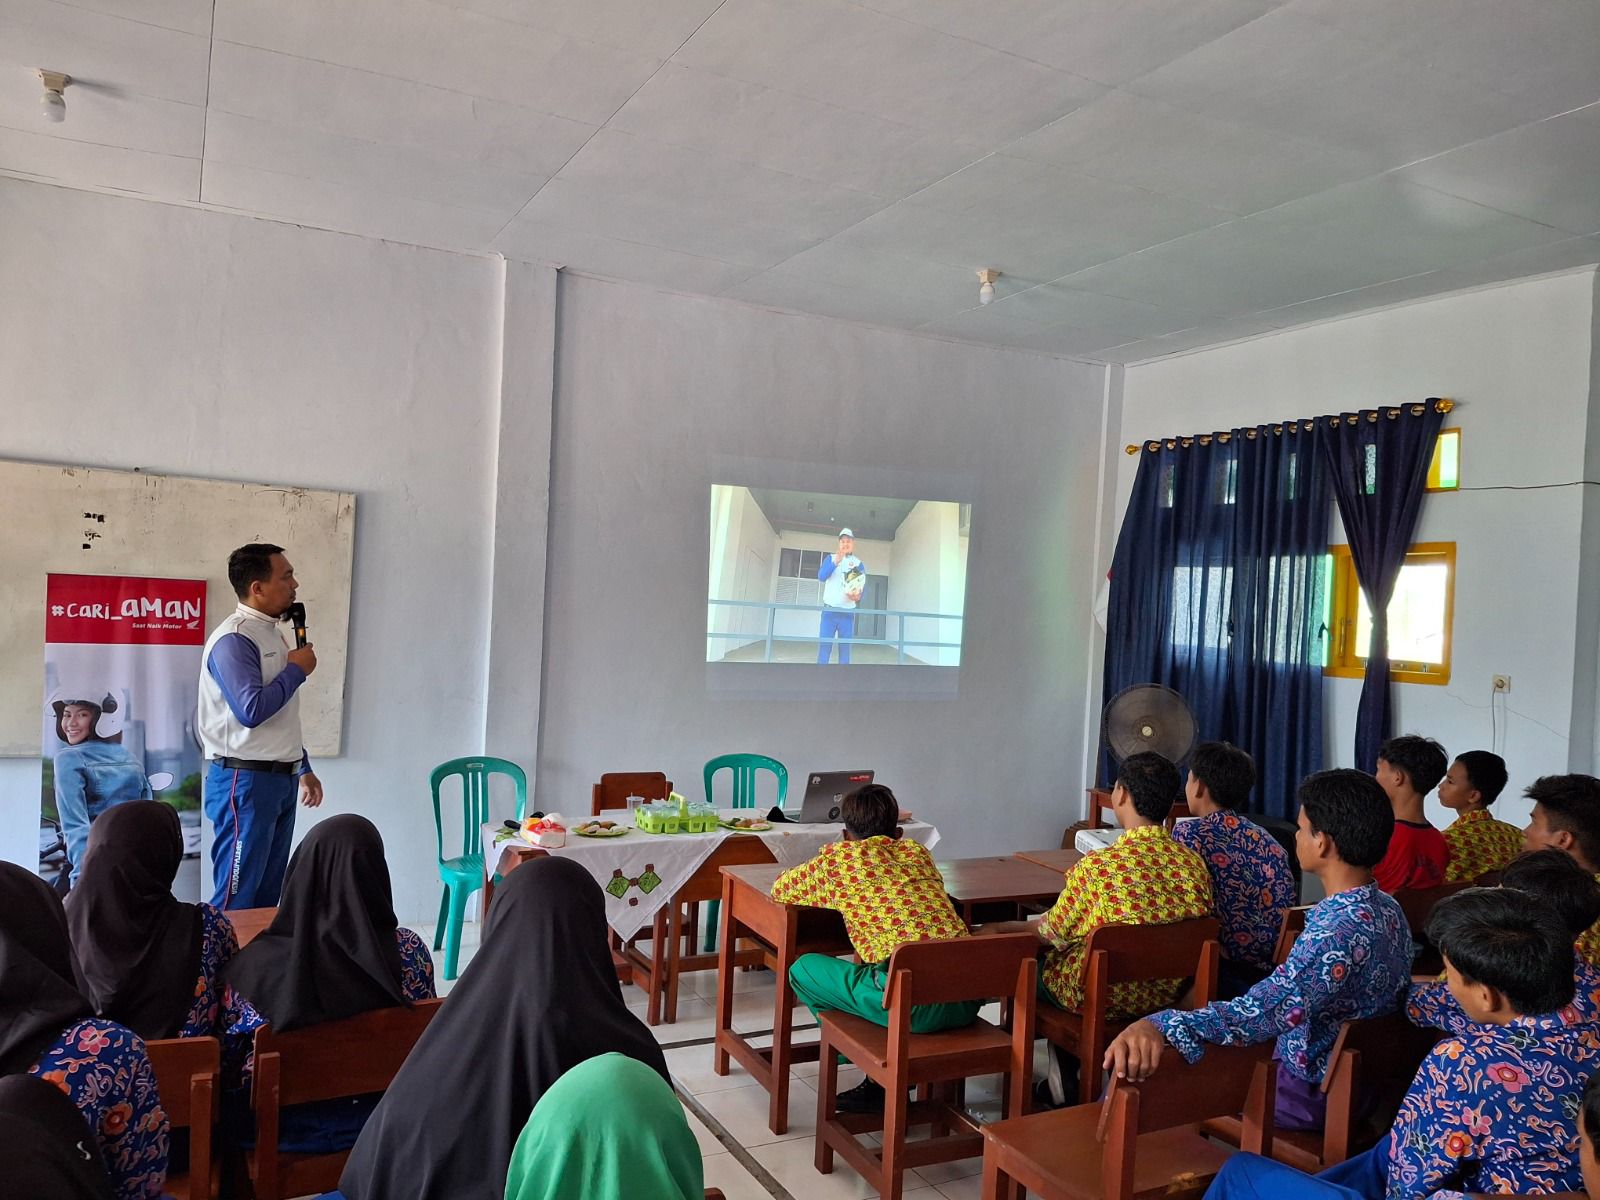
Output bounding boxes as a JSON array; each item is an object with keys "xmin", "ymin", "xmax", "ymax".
[{"xmin": 50, "ymin": 687, "xmax": 152, "ymax": 887}]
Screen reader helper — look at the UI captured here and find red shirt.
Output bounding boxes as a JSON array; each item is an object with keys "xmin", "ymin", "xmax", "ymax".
[{"xmin": 1374, "ymin": 819, "xmax": 1450, "ymax": 893}]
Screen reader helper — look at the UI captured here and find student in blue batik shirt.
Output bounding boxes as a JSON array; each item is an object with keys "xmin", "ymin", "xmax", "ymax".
[
  {"xmin": 1204, "ymin": 886, "xmax": 1600, "ymax": 1200},
  {"xmin": 1172, "ymin": 742, "xmax": 1296, "ymax": 996},
  {"xmin": 1407, "ymin": 848, "xmax": 1600, "ymax": 1034},
  {"xmin": 0, "ymin": 863, "xmax": 168, "ymax": 1200},
  {"xmin": 218, "ymin": 816, "xmax": 433, "ymax": 1155},
  {"xmin": 1103, "ymin": 769, "xmax": 1413, "ymax": 1132},
  {"xmin": 50, "ymin": 688, "xmax": 153, "ymax": 886},
  {"xmin": 816, "ymin": 528, "xmax": 866, "ymax": 664}
]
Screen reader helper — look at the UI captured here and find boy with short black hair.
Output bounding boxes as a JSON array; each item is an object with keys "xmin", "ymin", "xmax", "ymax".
[
  {"xmin": 1522, "ymin": 773, "xmax": 1600, "ymax": 966},
  {"xmin": 1105, "ymin": 769, "xmax": 1413, "ymax": 1132},
  {"xmin": 1438, "ymin": 750, "xmax": 1520, "ymax": 882},
  {"xmin": 1205, "ymin": 887, "xmax": 1600, "ymax": 1199},
  {"xmin": 1408, "ymin": 848, "xmax": 1600, "ymax": 1033},
  {"xmin": 1372, "ymin": 734, "xmax": 1451, "ymax": 893},
  {"xmin": 1172, "ymin": 742, "xmax": 1295, "ymax": 991},
  {"xmin": 774, "ymin": 783, "xmax": 975, "ymax": 1113}
]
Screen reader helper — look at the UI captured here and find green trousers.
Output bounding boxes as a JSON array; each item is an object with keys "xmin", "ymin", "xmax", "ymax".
[{"xmin": 789, "ymin": 953, "xmax": 982, "ymax": 1033}]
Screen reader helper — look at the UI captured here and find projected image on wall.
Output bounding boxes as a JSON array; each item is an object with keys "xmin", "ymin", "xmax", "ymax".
[{"xmin": 707, "ymin": 485, "xmax": 969, "ymax": 666}]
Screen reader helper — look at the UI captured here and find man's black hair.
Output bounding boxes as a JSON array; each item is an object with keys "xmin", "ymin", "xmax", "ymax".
[
  {"xmin": 1454, "ymin": 750, "xmax": 1509, "ymax": 805},
  {"xmin": 841, "ymin": 784, "xmax": 899, "ymax": 840},
  {"xmin": 1298, "ymin": 768, "xmax": 1394, "ymax": 868},
  {"xmin": 1377, "ymin": 734, "xmax": 1449, "ymax": 796},
  {"xmin": 1115, "ymin": 752, "xmax": 1183, "ymax": 825},
  {"xmin": 1527, "ymin": 775, "xmax": 1600, "ymax": 871},
  {"xmin": 228, "ymin": 543, "xmax": 285, "ymax": 600},
  {"xmin": 1426, "ymin": 886, "xmax": 1574, "ymax": 1016},
  {"xmin": 1190, "ymin": 742, "xmax": 1256, "ymax": 811},
  {"xmin": 1501, "ymin": 850, "xmax": 1600, "ymax": 939},
  {"xmin": 1583, "ymin": 1072, "xmax": 1600, "ymax": 1150}
]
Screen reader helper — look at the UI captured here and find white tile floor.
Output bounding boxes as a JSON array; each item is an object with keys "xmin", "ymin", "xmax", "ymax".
[{"xmin": 414, "ymin": 917, "xmax": 1006, "ymax": 1198}]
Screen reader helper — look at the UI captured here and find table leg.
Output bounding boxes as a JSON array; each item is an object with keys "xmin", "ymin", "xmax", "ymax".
[
  {"xmin": 666, "ymin": 899, "xmax": 683, "ymax": 1025},
  {"xmin": 770, "ymin": 922, "xmax": 797, "ymax": 1135},
  {"xmin": 713, "ymin": 875, "xmax": 735, "ymax": 1076},
  {"xmin": 646, "ymin": 909, "xmax": 666, "ymax": 1027}
]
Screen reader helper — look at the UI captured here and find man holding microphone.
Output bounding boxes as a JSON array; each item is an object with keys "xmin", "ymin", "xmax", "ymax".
[
  {"xmin": 197, "ymin": 543, "xmax": 322, "ymax": 908},
  {"xmin": 816, "ymin": 527, "xmax": 866, "ymax": 664}
]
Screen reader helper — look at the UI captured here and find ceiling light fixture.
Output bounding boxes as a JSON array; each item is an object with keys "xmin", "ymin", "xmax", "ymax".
[
  {"xmin": 977, "ymin": 268, "xmax": 1000, "ymax": 305},
  {"xmin": 38, "ymin": 69, "xmax": 70, "ymax": 122}
]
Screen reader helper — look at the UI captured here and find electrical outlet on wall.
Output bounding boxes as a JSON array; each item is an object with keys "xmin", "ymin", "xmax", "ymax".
[{"xmin": 1492, "ymin": 675, "xmax": 1511, "ymax": 693}]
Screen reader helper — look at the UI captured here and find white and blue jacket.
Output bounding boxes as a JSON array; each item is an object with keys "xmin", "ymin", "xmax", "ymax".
[{"xmin": 198, "ymin": 603, "xmax": 310, "ymax": 771}]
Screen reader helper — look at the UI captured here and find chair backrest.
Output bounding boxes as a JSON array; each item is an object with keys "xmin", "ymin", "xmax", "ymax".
[
  {"xmin": 1272, "ymin": 906, "xmax": 1312, "ymax": 965},
  {"xmin": 1393, "ymin": 881, "xmax": 1473, "ymax": 940},
  {"xmin": 1083, "ymin": 916, "xmax": 1221, "ymax": 992},
  {"xmin": 884, "ymin": 933, "xmax": 1041, "ymax": 1008},
  {"xmin": 703, "ymin": 753, "xmax": 787, "ymax": 810},
  {"xmin": 431, "ymin": 757, "xmax": 527, "ymax": 864},
  {"xmin": 250, "ymin": 1000, "xmax": 444, "ymax": 1200},
  {"xmin": 593, "ymin": 771, "xmax": 672, "ymax": 815},
  {"xmin": 1098, "ymin": 1042, "xmax": 1277, "ymax": 1197},
  {"xmin": 252, "ymin": 999, "xmax": 444, "ymax": 1108},
  {"xmin": 146, "ymin": 1036, "xmax": 220, "ymax": 1200},
  {"xmin": 1318, "ymin": 1010, "xmax": 1441, "ymax": 1141}
]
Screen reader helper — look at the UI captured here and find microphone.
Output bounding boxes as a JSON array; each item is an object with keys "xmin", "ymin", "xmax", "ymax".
[{"xmin": 285, "ymin": 602, "xmax": 308, "ymax": 649}]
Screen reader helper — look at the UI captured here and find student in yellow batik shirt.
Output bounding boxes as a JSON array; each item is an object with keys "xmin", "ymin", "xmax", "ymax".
[
  {"xmin": 1439, "ymin": 750, "xmax": 1523, "ymax": 883},
  {"xmin": 984, "ymin": 752, "xmax": 1212, "ymax": 1103},
  {"xmin": 773, "ymin": 783, "xmax": 975, "ymax": 1113}
]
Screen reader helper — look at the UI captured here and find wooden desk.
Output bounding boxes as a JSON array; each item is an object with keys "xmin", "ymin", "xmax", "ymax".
[
  {"xmin": 1012, "ymin": 847, "xmax": 1083, "ymax": 875},
  {"xmin": 714, "ymin": 864, "xmax": 851, "ymax": 1135},
  {"xmin": 938, "ymin": 856, "xmax": 1073, "ymax": 926},
  {"xmin": 227, "ymin": 907, "xmax": 276, "ymax": 947}
]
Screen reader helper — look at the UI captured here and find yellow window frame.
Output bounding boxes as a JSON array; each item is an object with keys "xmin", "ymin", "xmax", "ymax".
[
  {"xmin": 1324, "ymin": 542, "xmax": 1455, "ymax": 686},
  {"xmin": 1426, "ymin": 428, "xmax": 1461, "ymax": 492}
]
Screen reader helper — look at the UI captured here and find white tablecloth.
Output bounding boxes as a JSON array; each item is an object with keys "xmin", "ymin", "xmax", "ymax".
[{"xmin": 484, "ymin": 814, "xmax": 940, "ymax": 941}]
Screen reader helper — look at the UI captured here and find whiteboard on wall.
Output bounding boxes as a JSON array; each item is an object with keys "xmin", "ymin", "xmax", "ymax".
[{"xmin": 0, "ymin": 460, "xmax": 355, "ymax": 757}]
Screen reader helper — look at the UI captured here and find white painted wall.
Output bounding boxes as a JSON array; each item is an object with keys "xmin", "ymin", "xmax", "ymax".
[
  {"xmin": 889, "ymin": 500, "xmax": 964, "ymax": 665},
  {"xmin": 540, "ymin": 273, "xmax": 1106, "ymax": 857},
  {"xmin": 1114, "ymin": 272, "xmax": 1600, "ymax": 830},
  {"xmin": 0, "ymin": 178, "xmax": 514, "ymax": 920}
]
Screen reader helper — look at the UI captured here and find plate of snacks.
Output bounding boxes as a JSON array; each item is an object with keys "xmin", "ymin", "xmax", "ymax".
[
  {"xmin": 573, "ymin": 820, "xmax": 629, "ymax": 838},
  {"xmin": 719, "ymin": 816, "xmax": 773, "ymax": 832}
]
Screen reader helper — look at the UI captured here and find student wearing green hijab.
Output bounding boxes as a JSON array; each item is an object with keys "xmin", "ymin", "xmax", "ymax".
[{"xmin": 504, "ymin": 1054, "xmax": 702, "ymax": 1200}]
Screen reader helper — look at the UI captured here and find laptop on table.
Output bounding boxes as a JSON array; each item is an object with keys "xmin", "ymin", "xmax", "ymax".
[{"xmin": 793, "ymin": 770, "xmax": 875, "ymax": 823}]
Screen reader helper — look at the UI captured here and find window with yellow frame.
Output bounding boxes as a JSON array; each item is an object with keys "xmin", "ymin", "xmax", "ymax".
[{"xmin": 1323, "ymin": 543, "xmax": 1455, "ymax": 685}]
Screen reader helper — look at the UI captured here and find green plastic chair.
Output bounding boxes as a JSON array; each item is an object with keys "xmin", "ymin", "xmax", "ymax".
[
  {"xmin": 702, "ymin": 753, "xmax": 788, "ymax": 951},
  {"xmin": 431, "ymin": 756, "xmax": 527, "ymax": 980}
]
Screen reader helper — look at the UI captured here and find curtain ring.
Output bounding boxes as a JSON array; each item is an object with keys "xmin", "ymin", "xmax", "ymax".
[
  {"xmin": 1385, "ymin": 408, "xmax": 1400, "ymax": 419},
  {"xmin": 1198, "ymin": 434, "xmax": 1212, "ymax": 445},
  {"xmin": 1303, "ymin": 421, "xmax": 1315, "ymax": 432},
  {"xmin": 1409, "ymin": 404, "xmax": 1424, "ymax": 416},
  {"xmin": 1218, "ymin": 432, "xmax": 1233, "ymax": 443},
  {"xmin": 1347, "ymin": 415, "xmax": 1359, "ymax": 425},
  {"xmin": 1147, "ymin": 441, "xmax": 1161, "ymax": 452},
  {"xmin": 1272, "ymin": 424, "xmax": 1283, "ymax": 435},
  {"xmin": 1165, "ymin": 439, "xmax": 1177, "ymax": 450}
]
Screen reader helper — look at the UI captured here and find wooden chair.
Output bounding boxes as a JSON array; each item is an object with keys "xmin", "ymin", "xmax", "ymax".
[
  {"xmin": 815, "ymin": 932, "xmax": 1039, "ymax": 1200},
  {"xmin": 591, "ymin": 771, "xmax": 672, "ymax": 815},
  {"xmin": 1395, "ymin": 881, "xmax": 1473, "ymax": 975},
  {"xmin": 1271, "ymin": 905, "xmax": 1312, "ymax": 965},
  {"xmin": 980, "ymin": 1042, "xmax": 1276, "ymax": 1200},
  {"xmin": 242, "ymin": 999, "xmax": 443, "ymax": 1200},
  {"xmin": 1037, "ymin": 917, "xmax": 1220, "ymax": 1104},
  {"xmin": 1201, "ymin": 1009, "xmax": 1441, "ymax": 1172},
  {"xmin": 146, "ymin": 1036, "xmax": 220, "ymax": 1200}
]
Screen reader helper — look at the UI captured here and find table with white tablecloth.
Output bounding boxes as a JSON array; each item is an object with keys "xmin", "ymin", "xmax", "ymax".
[{"xmin": 482, "ymin": 814, "xmax": 940, "ymax": 942}]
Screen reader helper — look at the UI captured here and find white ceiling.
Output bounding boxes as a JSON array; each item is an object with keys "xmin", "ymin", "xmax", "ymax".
[{"xmin": 3, "ymin": 0, "xmax": 1599, "ymax": 363}]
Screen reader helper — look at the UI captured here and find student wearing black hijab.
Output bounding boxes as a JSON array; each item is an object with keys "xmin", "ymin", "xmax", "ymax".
[
  {"xmin": 67, "ymin": 800, "xmax": 239, "ymax": 1040},
  {"xmin": 217, "ymin": 814, "xmax": 435, "ymax": 1154},
  {"xmin": 0, "ymin": 861, "xmax": 168, "ymax": 1200},
  {"xmin": 0, "ymin": 1073, "xmax": 116, "ymax": 1200},
  {"xmin": 338, "ymin": 855, "xmax": 670, "ymax": 1200}
]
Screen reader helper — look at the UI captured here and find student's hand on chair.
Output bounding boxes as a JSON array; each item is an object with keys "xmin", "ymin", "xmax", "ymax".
[{"xmin": 1103, "ymin": 1020, "xmax": 1168, "ymax": 1083}]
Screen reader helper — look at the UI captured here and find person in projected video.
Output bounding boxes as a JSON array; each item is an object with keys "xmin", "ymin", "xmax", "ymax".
[{"xmin": 816, "ymin": 528, "xmax": 867, "ymax": 664}]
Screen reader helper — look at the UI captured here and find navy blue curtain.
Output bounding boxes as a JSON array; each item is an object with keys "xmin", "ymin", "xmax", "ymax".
[
  {"xmin": 1102, "ymin": 424, "xmax": 1330, "ymax": 820},
  {"xmin": 1319, "ymin": 402, "xmax": 1446, "ymax": 771}
]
